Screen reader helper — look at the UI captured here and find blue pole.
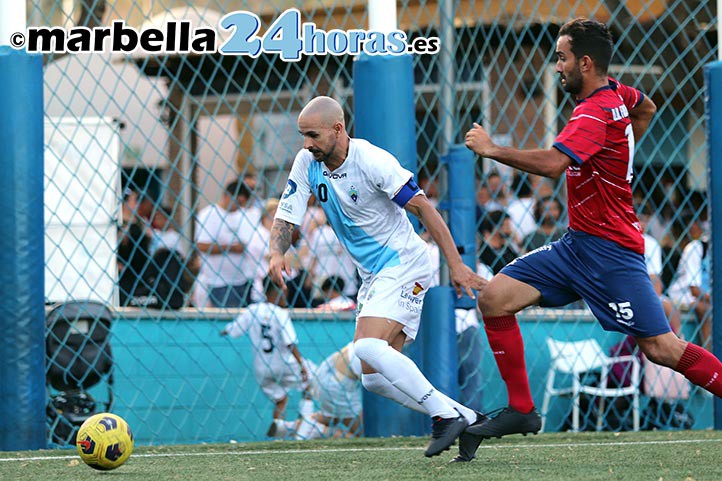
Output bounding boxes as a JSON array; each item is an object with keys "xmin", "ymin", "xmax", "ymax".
[
  {"xmin": 441, "ymin": 144, "xmax": 478, "ymax": 309},
  {"xmin": 0, "ymin": 47, "xmax": 46, "ymax": 450},
  {"xmin": 353, "ymin": 53, "xmax": 425, "ymax": 437},
  {"xmin": 704, "ymin": 60, "xmax": 722, "ymax": 430}
]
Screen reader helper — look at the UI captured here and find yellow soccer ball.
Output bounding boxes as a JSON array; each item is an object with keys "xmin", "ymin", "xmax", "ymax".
[{"xmin": 75, "ymin": 413, "xmax": 134, "ymax": 470}]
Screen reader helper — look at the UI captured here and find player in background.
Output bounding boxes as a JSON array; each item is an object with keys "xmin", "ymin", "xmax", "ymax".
[
  {"xmin": 460, "ymin": 17, "xmax": 722, "ymax": 461},
  {"xmin": 270, "ymin": 342, "xmax": 363, "ymax": 441},
  {"xmin": 221, "ymin": 276, "xmax": 310, "ymax": 436},
  {"xmin": 269, "ymin": 96, "xmax": 488, "ymax": 457}
]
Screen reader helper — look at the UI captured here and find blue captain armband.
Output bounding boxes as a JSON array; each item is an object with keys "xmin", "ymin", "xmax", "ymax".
[{"xmin": 392, "ymin": 178, "xmax": 421, "ymax": 207}]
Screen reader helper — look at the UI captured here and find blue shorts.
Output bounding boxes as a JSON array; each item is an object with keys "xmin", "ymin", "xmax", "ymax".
[{"xmin": 501, "ymin": 229, "xmax": 671, "ymax": 338}]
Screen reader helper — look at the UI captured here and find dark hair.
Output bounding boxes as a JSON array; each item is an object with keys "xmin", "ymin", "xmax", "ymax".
[
  {"xmin": 512, "ymin": 173, "xmax": 533, "ymax": 198},
  {"xmin": 321, "ymin": 275, "xmax": 345, "ymax": 293},
  {"xmin": 224, "ymin": 179, "xmax": 251, "ymax": 199},
  {"xmin": 263, "ymin": 275, "xmax": 282, "ymax": 295},
  {"xmin": 534, "ymin": 196, "xmax": 564, "ymax": 222},
  {"xmin": 480, "ymin": 210, "xmax": 508, "ymax": 234},
  {"xmin": 558, "ymin": 18, "xmax": 614, "ymax": 75}
]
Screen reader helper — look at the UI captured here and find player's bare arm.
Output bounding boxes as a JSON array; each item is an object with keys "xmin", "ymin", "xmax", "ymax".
[
  {"xmin": 465, "ymin": 122, "xmax": 572, "ymax": 178},
  {"xmin": 629, "ymin": 94, "xmax": 657, "ymax": 142},
  {"xmin": 268, "ymin": 218, "xmax": 296, "ymax": 289},
  {"xmin": 404, "ymin": 193, "xmax": 487, "ymax": 298},
  {"xmin": 290, "ymin": 344, "xmax": 308, "ymax": 383}
]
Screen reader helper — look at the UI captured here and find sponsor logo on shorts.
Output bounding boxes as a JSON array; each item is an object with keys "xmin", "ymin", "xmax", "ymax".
[
  {"xmin": 412, "ymin": 282, "xmax": 424, "ymax": 295},
  {"xmin": 508, "ymin": 244, "xmax": 552, "ymax": 266}
]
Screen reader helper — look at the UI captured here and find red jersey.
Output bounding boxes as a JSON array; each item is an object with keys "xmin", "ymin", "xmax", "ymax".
[{"xmin": 553, "ymin": 78, "xmax": 646, "ymax": 254}]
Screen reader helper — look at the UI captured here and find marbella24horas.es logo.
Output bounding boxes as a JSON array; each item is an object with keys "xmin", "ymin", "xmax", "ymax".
[{"xmin": 10, "ymin": 8, "xmax": 439, "ymax": 60}]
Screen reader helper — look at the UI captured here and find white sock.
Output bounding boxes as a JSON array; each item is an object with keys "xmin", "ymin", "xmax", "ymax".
[
  {"xmin": 362, "ymin": 373, "xmax": 426, "ymax": 414},
  {"xmin": 362, "ymin": 372, "xmax": 477, "ymax": 424},
  {"xmin": 354, "ymin": 338, "xmax": 458, "ymax": 419},
  {"xmin": 295, "ymin": 417, "xmax": 325, "ymax": 440}
]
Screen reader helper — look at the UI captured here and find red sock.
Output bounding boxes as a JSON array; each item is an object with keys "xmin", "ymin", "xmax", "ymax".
[
  {"xmin": 483, "ymin": 315, "xmax": 534, "ymax": 413},
  {"xmin": 676, "ymin": 342, "xmax": 722, "ymax": 397}
]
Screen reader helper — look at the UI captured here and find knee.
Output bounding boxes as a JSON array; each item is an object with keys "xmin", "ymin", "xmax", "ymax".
[
  {"xmin": 353, "ymin": 338, "xmax": 388, "ymax": 364},
  {"xmin": 477, "ymin": 284, "xmax": 509, "ymax": 315},
  {"xmin": 361, "ymin": 372, "xmax": 387, "ymax": 396}
]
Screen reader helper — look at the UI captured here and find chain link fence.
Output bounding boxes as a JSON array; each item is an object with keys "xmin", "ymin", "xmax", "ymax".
[{"xmin": 34, "ymin": 0, "xmax": 718, "ymax": 444}]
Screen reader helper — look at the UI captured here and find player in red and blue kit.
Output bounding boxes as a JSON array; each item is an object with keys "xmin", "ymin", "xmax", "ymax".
[{"xmin": 458, "ymin": 17, "xmax": 722, "ymax": 462}]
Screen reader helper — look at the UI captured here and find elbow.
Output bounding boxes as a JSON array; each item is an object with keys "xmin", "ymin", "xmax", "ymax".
[{"xmin": 546, "ymin": 164, "xmax": 568, "ymax": 180}]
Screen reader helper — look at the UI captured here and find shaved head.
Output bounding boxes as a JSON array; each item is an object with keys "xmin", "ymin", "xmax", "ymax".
[{"xmin": 299, "ymin": 96, "xmax": 345, "ymax": 127}]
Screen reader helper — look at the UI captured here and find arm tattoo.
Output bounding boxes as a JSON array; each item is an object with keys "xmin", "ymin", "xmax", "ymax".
[{"xmin": 270, "ymin": 219, "xmax": 295, "ymax": 255}]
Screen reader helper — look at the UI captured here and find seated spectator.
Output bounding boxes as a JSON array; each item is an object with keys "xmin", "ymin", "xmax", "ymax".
[
  {"xmin": 478, "ymin": 210, "xmax": 520, "ymax": 274},
  {"xmin": 314, "ymin": 276, "xmax": 357, "ymax": 311},
  {"xmin": 523, "ymin": 196, "xmax": 566, "ymax": 252},
  {"xmin": 150, "ymin": 204, "xmax": 188, "ymax": 258},
  {"xmin": 221, "ymin": 276, "xmax": 310, "ymax": 433},
  {"xmin": 117, "ymin": 189, "xmax": 153, "ymax": 306},
  {"xmin": 667, "ymin": 211, "xmax": 711, "ymax": 348}
]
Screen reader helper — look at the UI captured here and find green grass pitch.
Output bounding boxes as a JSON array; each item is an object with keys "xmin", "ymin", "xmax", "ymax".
[{"xmin": 2, "ymin": 430, "xmax": 722, "ymax": 481}]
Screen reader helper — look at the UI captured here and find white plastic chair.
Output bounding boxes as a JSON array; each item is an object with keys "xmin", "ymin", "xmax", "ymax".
[{"xmin": 541, "ymin": 338, "xmax": 641, "ymax": 432}]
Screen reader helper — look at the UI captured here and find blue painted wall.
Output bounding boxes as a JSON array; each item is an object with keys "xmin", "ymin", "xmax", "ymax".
[{"xmin": 86, "ymin": 313, "xmax": 711, "ymax": 445}]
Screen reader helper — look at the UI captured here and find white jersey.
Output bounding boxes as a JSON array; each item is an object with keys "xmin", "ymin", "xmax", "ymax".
[
  {"xmin": 224, "ymin": 302, "xmax": 299, "ymax": 374},
  {"xmin": 643, "ymin": 233, "xmax": 662, "ymax": 277},
  {"xmin": 276, "ymin": 138, "xmax": 428, "ymax": 281},
  {"xmin": 195, "ymin": 204, "xmax": 243, "ymax": 287}
]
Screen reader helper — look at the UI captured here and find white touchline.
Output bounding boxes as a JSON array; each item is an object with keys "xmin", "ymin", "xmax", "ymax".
[{"xmin": 2, "ymin": 437, "xmax": 722, "ymax": 463}]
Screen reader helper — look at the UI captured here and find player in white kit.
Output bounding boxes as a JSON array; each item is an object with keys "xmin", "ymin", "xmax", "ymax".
[
  {"xmin": 221, "ymin": 276, "xmax": 310, "ymax": 434},
  {"xmin": 268, "ymin": 96, "xmax": 487, "ymax": 457}
]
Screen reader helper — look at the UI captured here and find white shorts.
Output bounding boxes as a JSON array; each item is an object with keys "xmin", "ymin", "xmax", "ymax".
[
  {"xmin": 314, "ymin": 362, "xmax": 362, "ymax": 420},
  {"xmin": 356, "ymin": 251, "xmax": 433, "ymax": 341},
  {"xmin": 256, "ymin": 359, "xmax": 314, "ymax": 402}
]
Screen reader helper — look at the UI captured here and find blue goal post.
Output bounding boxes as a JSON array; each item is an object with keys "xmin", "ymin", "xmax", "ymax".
[
  {"xmin": 0, "ymin": 47, "xmax": 46, "ymax": 451},
  {"xmin": 705, "ymin": 60, "xmax": 722, "ymax": 431}
]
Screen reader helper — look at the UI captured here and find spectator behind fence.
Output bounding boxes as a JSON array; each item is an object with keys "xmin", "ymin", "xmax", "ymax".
[
  {"xmin": 667, "ymin": 210, "xmax": 711, "ymax": 349},
  {"xmin": 221, "ymin": 276, "xmax": 310, "ymax": 434},
  {"xmin": 243, "ymin": 171, "xmax": 266, "ymax": 210},
  {"xmin": 477, "ymin": 170, "xmax": 508, "ymax": 214},
  {"xmin": 195, "ymin": 180, "xmax": 253, "ymax": 308},
  {"xmin": 506, "ymin": 173, "xmax": 537, "ymax": 240},
  {"xmin": 117, "ymin": 190, "xmax": 153, "ymax": 306},
  {"xmin": 306, "ymin": 209, "xmax": 358, "ymax": 300},
  {"xmin": 523, "ymin": 196, "xmax": 566, "ymax": 252},
  {"xmin": 478, "ymin": 209, "xmax": 521, "ymax": 275},
  {"xmin": 314, "ymin": 275, "xmax": 357, "ymax": 311},
  {"xmin": 639, "ymin": 210, "xmax": 681, "ymax": 334},
  {"xmin": 150, "ymin": 204, "xmax": 188, "ymax": 259}
]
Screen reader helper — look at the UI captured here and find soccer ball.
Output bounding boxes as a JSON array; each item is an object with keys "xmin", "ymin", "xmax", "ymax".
[{"xmin": 75, "ymin": 413, "xmax": 134, "ymax": 470}]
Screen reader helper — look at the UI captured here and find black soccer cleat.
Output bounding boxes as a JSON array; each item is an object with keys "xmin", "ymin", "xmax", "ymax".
[
  {"xmin": 465, "ymin": 406, "xmax": 541, "ymax": 439},
  {"xmin": 424, "ymin": 410, "xmax": 469, "ymax": 458},
  {"xmin": 449, "ymin": 411, "xmax": 488, "ymax": 463}
]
